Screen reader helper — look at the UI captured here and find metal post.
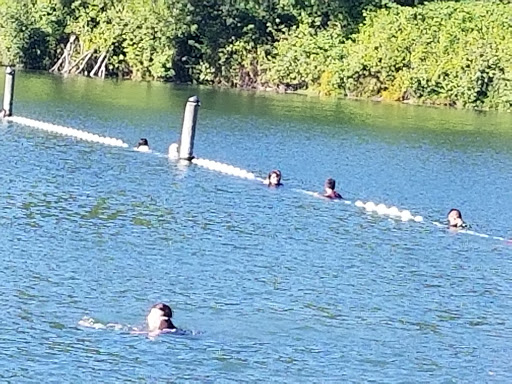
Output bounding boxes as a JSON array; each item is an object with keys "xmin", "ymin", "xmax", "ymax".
[
  {"xmin": 2, "ymin": 66, "xmax": 15, "ymax": 117},
  {"xmin": 179, "ymin": 95, "xmax": 200, "ymax": 160}
]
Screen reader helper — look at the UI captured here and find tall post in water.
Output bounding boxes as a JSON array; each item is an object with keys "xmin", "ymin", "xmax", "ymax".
[
  {"xmin": 2, "ymin": 66, "xmax": 15, "ymax": 117},
  {"xmin": 179, "ymin": 95, "xmax": 200, "ymax": 161}
]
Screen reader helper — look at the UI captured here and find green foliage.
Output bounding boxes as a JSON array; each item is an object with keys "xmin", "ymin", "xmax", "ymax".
[
  {"xmin": 339, "ymin": 1, "xmax": 512, "ymax": 109},
  {"xmin": 66, "ymin": 0, "xmax": 190, "ymax": 80},
  {"xmin": 263, "ymin": 20, "xmax": 345, "ymax": 94},
  {"xmin": 0, "ymin": 0, "xmax": 511, "ymax": 109},
  {"xmin": 0, "ymin": 1, "xmax": 32, "ymax": 66},
  {"xmin": 0, "ymin": 0, "xmax": 68, "ymax": 68}
]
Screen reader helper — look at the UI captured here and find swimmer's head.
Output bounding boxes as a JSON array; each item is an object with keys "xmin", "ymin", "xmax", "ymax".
[
  {"xmin": 137, "ymin": 138, "xmax": 149, "ymax": 148},
  {"xmin": 325, "ymin": 178, "xmax": 336, "ymax": 191},
  {"xmin": 147, "ymin": 303, "xmax": 176, "ymax": 332},
  {"xmin": 267, "ymin": 170, "xmax": 282, "ymax": 186},
  {"xmin": 447, "ymin": 208, "xmax": 464, "ymax": 227},
  {"xmin": 168, "ymin": 142, "xmax": 179, "ymax": 159}
]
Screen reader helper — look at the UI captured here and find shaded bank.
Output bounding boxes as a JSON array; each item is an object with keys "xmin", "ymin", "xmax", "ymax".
[{"xmin": 0, "ymin": 0, "xmax": 510, "ymax": 110}]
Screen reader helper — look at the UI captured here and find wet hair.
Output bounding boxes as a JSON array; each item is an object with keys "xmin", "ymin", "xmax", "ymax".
[
  {"xmin": 266, "ymin": 169, "xmax": 282, "ymax": 185},
  {"xmin": 137, "ymin": 138, "xmax": 149, "ymax": 148},
  {"xmin": 268, "ymin": 169, "xmax": 281, "ymax": 180},
  {"xmin": 325, "ymin": 178, "xmax": 336, "ymax": 190},
  {"xmin": 151, "ymin": 303, "xmax": 176, "ymax": 330},
  {"xmin": 448, "ymin": 208, "xmax": 462, "ymax": 219}
]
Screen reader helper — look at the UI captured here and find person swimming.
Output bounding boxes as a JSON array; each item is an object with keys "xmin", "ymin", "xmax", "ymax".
[
  {"xmin": 323, "ymin": 178, "xmax": 342, "ymax": 199},
  {"xmin": 263, "ymin": 169, "xmax": 283, "ymax": 187},
  {"xmin": 168, "ymin": 142, "xmax": 179, "ymax": 159},
  {"xmin": 447, "ymin": 208, "xmax": 465, "ymax": 228},
  {"xmin": 146, "ymin": 303, "xmax": 177, "ymax": 336},
  {"xmin": 135, "ymin": 138, "xmax": 150, "ymax": 152},
  {"xmin": 79, "ymin": 302, "xmax": 181, "ymax": 337}
]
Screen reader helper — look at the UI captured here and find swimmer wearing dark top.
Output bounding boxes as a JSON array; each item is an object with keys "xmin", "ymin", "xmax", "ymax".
[
  {"xmin": 136, "ymin": 138, "xmax": 149, "ymax": 149},
  {"xmin": 447, "ymin": 208, "xmax": 466, "ymax": 228},
  {"xmin": 324, "ymin": 178, "xmax": 342, "ymax": 199}
]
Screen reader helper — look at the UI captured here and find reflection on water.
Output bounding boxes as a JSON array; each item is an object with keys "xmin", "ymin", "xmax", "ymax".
[{"xmin": 0, "ymin": 71, "xmax": 511, "ymax": 382}]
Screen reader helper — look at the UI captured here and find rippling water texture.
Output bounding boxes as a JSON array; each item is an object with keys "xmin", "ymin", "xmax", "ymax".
[{"xmin": 1, "ymin": 72, "xmax": 511, "ymax": 382}]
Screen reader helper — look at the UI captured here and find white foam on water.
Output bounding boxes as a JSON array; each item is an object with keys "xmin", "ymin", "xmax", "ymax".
[{"xmin": 6, "ymin": 115, "xmax": 129, "ymax": 148}]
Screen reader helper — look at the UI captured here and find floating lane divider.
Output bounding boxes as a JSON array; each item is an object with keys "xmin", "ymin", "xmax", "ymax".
[
  {"xmin": 6, "ymin": 116, "xmax": 129, "ymax": 148},
  {"xmin": 191, "ymin": 157, "xmax": 261, "ymax": 181},
  {"xmin": 187, "ymin": 157, "xmax": 509, "ymax": 240},
  {"xmin": 190, "ymin": 159, "xmax": 424, "ymax": 223},
  {"xmin": 432, "ymin": 221, "xmax": 508, "ymax": 241},
  {"xmin": 354, "ymin": 200, "xmax": 423, "ymax": 222}
]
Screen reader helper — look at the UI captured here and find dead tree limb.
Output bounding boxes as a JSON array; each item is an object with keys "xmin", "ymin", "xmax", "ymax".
[{"xmin": 90, "ymin": 50, "xmax": 107, "ymax": 77}]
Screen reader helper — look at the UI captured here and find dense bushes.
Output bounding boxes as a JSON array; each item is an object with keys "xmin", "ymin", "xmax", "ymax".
[
  {"xmin": 338, "ymin": 1, "xmax": 512, "ymax": 109},
  {"xmin": 0, "ymin": 0, "xmax": 511, "ymax": 109},
  {"xmin": 262, "ymin": 20, "xmax": 345, "ymax": 94},
  {"xmin": 0, "ymin": 0, "xmax": 67, "ymax": 69}
]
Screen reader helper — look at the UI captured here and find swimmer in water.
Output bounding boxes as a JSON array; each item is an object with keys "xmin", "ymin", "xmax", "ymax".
[
  {"xmin": 447, "ymin": 208, "xmax": 465, "ymax": 228},
  {"xmin": 135, "ymin": 138, "xmax": 150, "ymax": 152},
  {"xmin": 146, "ymin": 303, "xmax": 177, "ymax": 336},
  {"xmin": 168, "ymin": 142, "xmax": 179, "ymax": 159},
  {"xmin": 0, "ymin": 109, "xmax": 6, "ymax": 119},
  {"xmin": 323, "ymin": 178, "xmax": 342, "ymax": 199},
  {"xmin": 263, "ymin": 170, "xmax": 282, "ymax": 187}
]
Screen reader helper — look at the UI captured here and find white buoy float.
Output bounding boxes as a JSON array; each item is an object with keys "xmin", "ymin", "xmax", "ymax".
[
  {"xmin": 400, "ymin": 210, "xmax": 413, "ymax": 221},
  {"xmin": 388, "ymin": 206, "xmax": 400, "ymax": 216},
  {"xmin": 376, "ymin": 203, "xmax": 388, "ymax": 215},
  {"xmin": 6, "ymin": 115, "xmax": 129, "ymax": 148},
  {"xmin": 365, "ymin": 202, "xmax": 376, "ymax": 212}
]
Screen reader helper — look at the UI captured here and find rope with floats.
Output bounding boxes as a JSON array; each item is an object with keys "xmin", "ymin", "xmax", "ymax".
[{"xmin": 1, "ymin": 67, "xmax": 508, "ymax": 241}]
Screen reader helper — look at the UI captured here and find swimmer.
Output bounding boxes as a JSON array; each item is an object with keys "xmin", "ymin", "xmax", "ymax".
[
  {"xmin": 323, "ymin": 178, "xmax": 342, "ymax": 199},
  {"xmin": 135, "ymin": 138, "xmax": 150, "ymax": 152},
  {"xmin": 146, "ymin": 303, "xmax": 177, "ymax": 336},
  {"xmin": 168, "ymin": 142, "xmax": 179, "ymax": 159},
  {"xmin": 263, "ymin": 169, "xmax": 283, "ymax": 187},
  {"xmin": 79, "ymin": 302, "xmax": 181, "ymax": 337},
  {"xmin": 447, "ymin": 208, "xmax": 465, "ymax": 228},
  {"xmin": 0, "ymin": 109, "xmax": 6, "ymax": 119}
]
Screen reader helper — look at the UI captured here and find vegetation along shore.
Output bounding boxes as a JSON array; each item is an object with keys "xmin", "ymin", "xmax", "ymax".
[{"xmin": 0, "ymin": 0, "xmax": 510, "ymax": 110}]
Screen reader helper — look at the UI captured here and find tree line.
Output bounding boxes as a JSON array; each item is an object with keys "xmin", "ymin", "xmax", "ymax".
[{"xmin": 0, "ymin": 0, "xmax": 510, "ymax": 110}]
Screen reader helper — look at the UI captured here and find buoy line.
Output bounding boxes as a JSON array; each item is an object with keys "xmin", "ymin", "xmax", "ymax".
[
  {"xmin": 191, "ymin": 157, "xmax": 259, "ymax": 181},
  {"xmin": 189, "ymin": 158, "xmax": 511, "ymax": 241},
  {"xmin": 6, "ymin": 115, "xmax": 129, "ymax": 148},
  {"xmin": 6, "ymin": 114, "xmax": 507, "ymax": 242}
]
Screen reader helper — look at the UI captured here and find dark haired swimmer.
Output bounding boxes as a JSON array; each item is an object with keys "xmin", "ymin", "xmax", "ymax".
[
  {"xmin": 146, "ymin": 303, "xmax": 177, "ymax": 336},
  {"xmin": 135, "ymin": 138, "xmax": 150, "ymax": 152},
  {"xmin": 323, "ymin": 178, "xmax": 342, "ymax": 199},
  {"xmin": 447, "ymin": 208, "xmax": 465, "ymax": 228},
  {"xmin": 263, "ymin": 170, "xmax": 283, "ymax": 187}
]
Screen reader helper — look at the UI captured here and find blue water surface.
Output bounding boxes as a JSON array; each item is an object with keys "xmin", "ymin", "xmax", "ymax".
[{"xmin": 0, "ymin": 72, "xmax": 511, "ymax": 383}]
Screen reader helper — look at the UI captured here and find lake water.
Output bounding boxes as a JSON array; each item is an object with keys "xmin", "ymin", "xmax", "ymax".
[{"xmin": 1, "ymin": 71, "xmax": 511, "ymax": 383}]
